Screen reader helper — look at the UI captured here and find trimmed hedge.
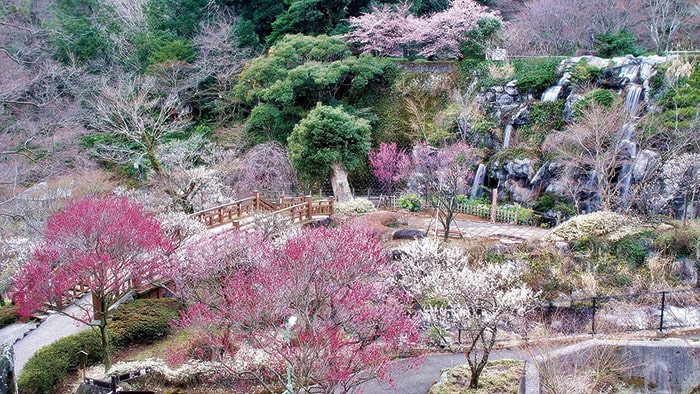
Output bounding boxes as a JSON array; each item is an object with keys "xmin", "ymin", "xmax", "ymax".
[
  {"xmin": 109, "ymin": 298, "xmax": 182, "ymax": 349},
  {"xmin": 18, "ymin": 330, "xmax": 103, "ymax": 394},
  {"xmin": 18, "ymin": 298, "xmax": 182, "ymax": 394},
  {"xmin": 0, "ymin": 305, "xmax": 20, "ymax": 329}
]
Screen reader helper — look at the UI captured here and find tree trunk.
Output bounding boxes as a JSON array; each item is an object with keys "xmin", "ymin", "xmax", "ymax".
[
  {"xmin": 331, "ymin": 162, "xmax": 353, "ymax": 203},
  {"xmin": 99, "ymin": 298, "xmax": 111, "ymax": 371}
]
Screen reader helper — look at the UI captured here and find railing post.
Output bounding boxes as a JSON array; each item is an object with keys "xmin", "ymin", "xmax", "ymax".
[
  {"xmin": 328, "ymin": 197, "xmax": 334, "ymax": 216},
  {"xmin": 659, "ymin": 291, "xmax": 666, "ymax": 332},
  {"xmin": 591, "ymin": 297, "xmax": 597, "ymax": 336},
  {"xmin": 254, "ymin": 190, "xmax": 260, "ymax": 211},
  {"xmin": 490, "ymin": 188, "xmax": 497, "ymax": 223},
  {"xmin": 306, "ymin": 195, "xmax": 313, "ymax": 221}
]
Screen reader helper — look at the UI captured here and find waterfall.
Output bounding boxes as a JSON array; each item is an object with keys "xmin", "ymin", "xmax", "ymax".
[
  {"xmin": 470, "ymin": 164, "xmax": 486, "ymax": 200},
  {"xmin": 619, "ymin": 64, "xmax": 640, "ymax": 84},
  {"xmin": 618, "ymin": 123, "xmax": 637, "ymax": 207},
  {"xmin": 541, "ymin": 85, "xmax": 562, "ymax": 102},
  {"xmin": 624, "ymin": 84, "xmax": 643, "ymax": 115},
  {"xmin": 502, "ymin": 123, "xmax": 513, "ymax": 149}
]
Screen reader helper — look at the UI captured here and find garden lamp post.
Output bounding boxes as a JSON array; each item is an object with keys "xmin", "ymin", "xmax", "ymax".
[{"xmin": 285, "ymin": 315, "xmax": 297, "ymax": 394}]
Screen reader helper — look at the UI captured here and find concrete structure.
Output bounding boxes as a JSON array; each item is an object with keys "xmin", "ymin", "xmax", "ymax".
[{"xmin": 528, "ymin": 339, "xmax": 700, "ymax": 393}]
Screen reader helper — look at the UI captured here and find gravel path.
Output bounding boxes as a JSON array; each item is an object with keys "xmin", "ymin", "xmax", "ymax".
[{"xmin": 0, "ymin": 294, "xmax": 92, "ymax": 375}]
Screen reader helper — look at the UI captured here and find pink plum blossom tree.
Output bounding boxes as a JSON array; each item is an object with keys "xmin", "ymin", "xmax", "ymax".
[
  {"xmin": 412, "ymin": 142, "xmax": 479, "ymax": 240},
  {"xmin": 170, "ymin": 225, "xmax": 421, "ymax": 393},
  {"xmin": 368, "ymin": 141, "xmax": 412, "ymax": 193}
]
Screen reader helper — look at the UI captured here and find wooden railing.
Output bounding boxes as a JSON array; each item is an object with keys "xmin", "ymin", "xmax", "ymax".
[{"xmin": 191, "ymin": 191, "xmax": 334, "ymax": 230}]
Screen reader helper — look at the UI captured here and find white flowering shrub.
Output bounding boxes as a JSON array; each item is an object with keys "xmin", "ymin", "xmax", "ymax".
[
  {"xmin": 395, "ymin": 238, "xmax": 536, "ymax": 388},
  {"xmin": 544, "ymin": 211, "xmax": 639, "ymax": 242},
  {"xmin": 107, "ymin": 358, "xmax": 225, "ymax": 386},
  {"xmin": 333, "ymin": 198, "xmax": 377, "ymax": 215}
]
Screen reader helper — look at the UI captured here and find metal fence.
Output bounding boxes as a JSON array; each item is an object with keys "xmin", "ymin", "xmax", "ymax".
[{"xmin": 524, "ymin": 288, "xmax": 700, "ymax": 337}]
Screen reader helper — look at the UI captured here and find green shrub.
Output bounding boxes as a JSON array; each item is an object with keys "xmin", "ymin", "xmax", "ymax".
[
  {"xmin": 572, "ymin": 89, "xmax": 618, "ymax": 118},
  {"xmin": 398, "ymin": 193, "xmax": 423, "ymax": 212},
  {"xmin": 613, "ymin": 234, "xmax": 650, "ymax": 268},
  {"xmin": 19, "ymin": 330, "xmax": 103, "ymax": 394},
  {"xmin": 109, "ymin": 298, "xmax": 182, "ymax": 349},
  {"xmin": 513, "ymin": 59, "xmax": 560, "ymax": 92},
  {"xmin": 0, "ymin": 304, "xmax": 20, "ymax": 329},
  {"xmin": 529, "ymin": 100, "xmax": 565, "ymax": 131},
  {"xmin": 18, "ymin": 299, "xmax": 181, "ymax": 394},
  {"xmin": 595, "ymin": 29, "xmax": 642, "ymax": 58},
  {"xmin": 569, "ymin": 58, "xmax": 603, "ymax": 86}
]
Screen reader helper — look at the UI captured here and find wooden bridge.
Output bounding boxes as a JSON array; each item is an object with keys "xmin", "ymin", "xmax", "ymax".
[{"xmin": 190, "ymin": 191, "xmax": 334, "ymax": 230}]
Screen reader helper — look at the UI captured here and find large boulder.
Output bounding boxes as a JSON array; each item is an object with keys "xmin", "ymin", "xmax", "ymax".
[
  {"xmin": 505, "ymin": 158, "xmax": 535, "ymax": 180},
  {"xmin": 633, "ymin": 149, "xmax": 661, "ymax": 182}
]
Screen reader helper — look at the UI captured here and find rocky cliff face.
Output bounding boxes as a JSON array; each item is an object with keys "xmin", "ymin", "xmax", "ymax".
[{"xmin": 466, "ymin": 54, "xmax": 697, "ymax": 218}]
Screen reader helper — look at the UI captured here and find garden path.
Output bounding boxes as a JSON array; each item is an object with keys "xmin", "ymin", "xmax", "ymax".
[{"xmin": 0, "ymin": 294, "xmax": 91, "ymax": 374}]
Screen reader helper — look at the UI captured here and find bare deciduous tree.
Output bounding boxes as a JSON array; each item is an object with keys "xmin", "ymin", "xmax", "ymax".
[{"xmin": 543, "ymin": 101, "xmax": 634, "ymax": 211}]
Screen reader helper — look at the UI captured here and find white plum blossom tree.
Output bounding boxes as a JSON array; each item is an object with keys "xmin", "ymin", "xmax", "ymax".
[{"xmin": 396, "ymin": 238, "xmax": 536, "ymax": 388}]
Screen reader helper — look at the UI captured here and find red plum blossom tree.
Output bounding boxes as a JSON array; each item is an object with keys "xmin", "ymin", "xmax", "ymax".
[{"xmin": 12, "ymin": 196, "xmax": 174, "ymax": 370}]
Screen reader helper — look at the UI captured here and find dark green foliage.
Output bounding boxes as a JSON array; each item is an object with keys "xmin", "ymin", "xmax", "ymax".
[
  {"xmin": 229, "ymin": 0, "xmax": 286, "ymax": 45},
  {"xmin": 613, "ymin": 235, "xmax": 650, "ymax": 268},
  {"xmin": 572, "ymin": 89, "xmax": 617, "ymax": 118},
  {"xmin": 109, "ymin": 298, "xmax": 182, "ymax": 348},
  {"xmin": 529, "ymin": 101, "xmax": 565, "ymax": 131},
  {"xmin": 131, "ymin": 32, "xmax": 196, "ymax": 70},
  {"xmin": 0, "ymin": 305, "xmax": 19, "ymax": 329},
  {"xmin": 288, "ymin": 103, "xmax": 371, "ymax": 182},
  {"xmin": 410, "ymin": 0, "xmax": 450, "ymax": 15},
  {"xmin": 246, "ymin": 104, "xmax": 300, "ymax": 144},
  {"xmin": 49, "ymin": 0, "xmax": 116, "ymax": 65},
  {"xmin": 519, "ymin": 100, "xmax": 565, "ymax": 146},
  {"xmin": 145, "ymin": 0, "xmax": 209, "ymax": 39},
  {"xmin": 235, "ymin": 19, "xmax": 263, "ymax": 49},
  {"xmin": 513, "ymin": 59, "xmax": 560, "ymax": 92},
  {"xmin": 18, "ymin": 330, "xmax": 103, "ymax": 394},
  {"xmin": 460, "ymin": 17, "xmax": 502, "ymax": 59},
  {"xmin": 267, "ymin": 0, "xmax": 351, "ymax": 44},
  {"xmin": 587, "ymin": 89, "xmax": 616, "ymax": 107},
  {"xmin": 595, "ymin": 30, "xmax": 642, "ymax": 58},
  {"xmin": 235, "ymin": 34, "xmax": 394, "ymax": 143},
  {"xmin": 398, "ymin": 193, "xmax": 423, "ymax": 212}
]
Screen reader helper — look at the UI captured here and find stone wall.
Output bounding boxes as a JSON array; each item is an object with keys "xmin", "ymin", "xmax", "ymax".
[{"xmin": 525, "ymin": 339, "xmax": 700, "ymax": 393}]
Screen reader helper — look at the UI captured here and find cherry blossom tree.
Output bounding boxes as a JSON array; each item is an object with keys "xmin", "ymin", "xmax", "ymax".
[
  {"xmin": 344, "ymin": 2, "xmax": 419, "ymax": 57},
  {"xmin": 412, "ymin": 142, "xmax": 478, "ymax": 240},
  {"xmin": 396, "ymin": 239, "xmax": 536, "ymax": 389},
  {"xmin": 346, "ymin": 0, "xmax": 501, "ymax": 59},
  {"xmin": 368, "ymin": 141, "xmax": 411, "ymax": 193},
  {"xmin": 170, "ymin": 225, "xmax": 421, "ymax": 393},
  {"xmin": 12, "ymin": 196, "xmax": 174, "ymax": 370}
]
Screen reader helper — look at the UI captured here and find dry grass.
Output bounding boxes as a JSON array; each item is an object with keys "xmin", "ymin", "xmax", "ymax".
[{"xmin": 429, "ymin": 360, "xmax": 524, "ymax": 394}]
